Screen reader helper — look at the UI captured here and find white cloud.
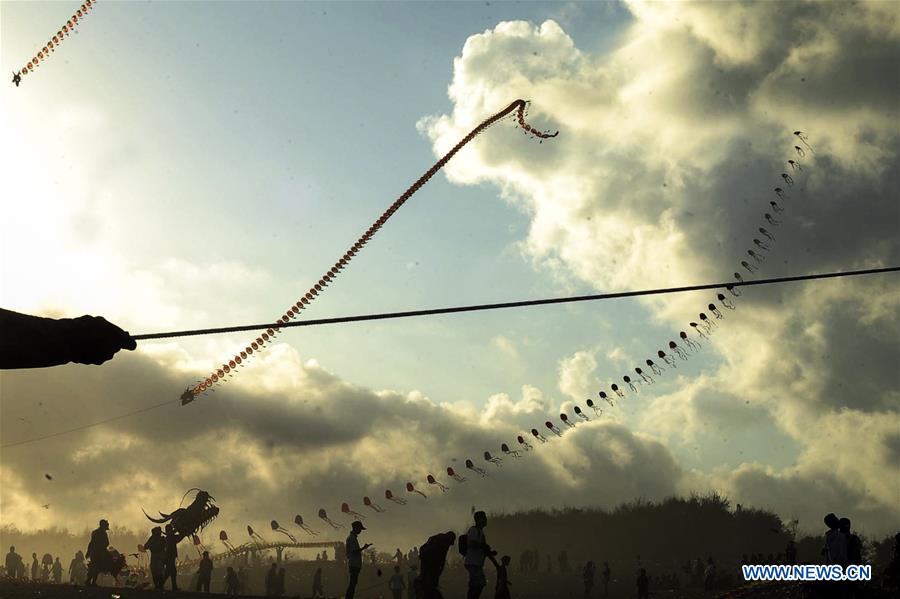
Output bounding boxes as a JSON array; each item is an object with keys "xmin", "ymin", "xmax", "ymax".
[{"xmin": 418, "ymin": 3, "xmax": 900, "ymax": 535}]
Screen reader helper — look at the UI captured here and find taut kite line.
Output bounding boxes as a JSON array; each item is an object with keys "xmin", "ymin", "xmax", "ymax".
[{"xmin": 180, "ymin": 100, "xmax": 558, "ymax": 405}]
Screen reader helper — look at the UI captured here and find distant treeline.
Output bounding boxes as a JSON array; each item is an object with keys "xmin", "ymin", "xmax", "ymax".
[{"xmin": 486, "ymin": 493, "xmax": 897, "ymax": 574}]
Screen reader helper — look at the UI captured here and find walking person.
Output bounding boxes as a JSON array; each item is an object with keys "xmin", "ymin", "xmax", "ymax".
[
  {"xmin": 311, "ymin": 566, "xmax": 324, "ymax": 598},
  {"xmin": 464, "ymin": 511, "xmax": 497, "ymax": 599},
  {"xmin": 51, "ymin": 557, "xmax": 63, "ymax": 584},
  {"xmin": 345, "ymin": 520, "xmax": 372, "ymax": 599},
  {"xmin": 85, "ymin": 519, "xmax": 111, "ymax": 586},
  {"xmin": 419, "ymin": 531, "xmax": 456, "ymax": 599},
  {"xmin": 68, "ymin": 551, "xmax": 86, "ymax": 585}
]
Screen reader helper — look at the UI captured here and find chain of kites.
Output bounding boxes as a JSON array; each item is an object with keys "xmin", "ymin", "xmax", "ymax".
[
  {"xmin": 10, "ymin": 3, "xmax": 816, "ymax": 544},
  {"xmin": 178, "ymin": 99, "xmax": 559, "ymax": 405},
  {"xmin": 3, "ymin": 0, "xmax": 825, "ymax": 567},
  {"xmin": 11, "ymin": 1, "xmax": 96, "ymax": 87},
  {"xmin": 170, "ymin": 133, "xmax": 816, "ymax": 561}
]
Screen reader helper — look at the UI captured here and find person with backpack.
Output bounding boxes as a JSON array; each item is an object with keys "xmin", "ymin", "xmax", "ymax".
[{"xmin": 463, "ymin": 511, "xmax": 497, "ymax": 599}]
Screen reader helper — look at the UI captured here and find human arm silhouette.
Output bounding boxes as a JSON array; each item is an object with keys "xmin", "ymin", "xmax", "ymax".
[{"xmin": 0, "ymin": 308, "xmax": 136, "ymax": 368}]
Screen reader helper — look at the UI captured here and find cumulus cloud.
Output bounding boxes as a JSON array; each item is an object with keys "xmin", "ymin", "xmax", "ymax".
[
  {"xmin": 3, "ymin": 1, "xmax": 898, "ymax": 547},
  {"xmin": 418, "ymin": 1, "xmax": 900, "ymax": 535}
]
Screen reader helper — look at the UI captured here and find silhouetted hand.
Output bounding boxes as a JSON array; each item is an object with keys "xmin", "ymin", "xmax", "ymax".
[
  {"xmin": 0, "ymin": 308, "xmax": 137, "ymax": 369},
  {"xmin": 67, "ymin": 315, "xmax": 137, "ymax": 365}
]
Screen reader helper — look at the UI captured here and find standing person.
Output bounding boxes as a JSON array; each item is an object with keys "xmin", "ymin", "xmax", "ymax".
[
  {"xmin": 841, "ymin": 518, "xmax": 862, "ymax": 564},
  {"xmin": 388, "ymin": 564, "xmax": 406, "ymax": 599},
  {"xmin": 224, "ymin": 566, "xmax": 239, "ymax": 596},
  {"xmin": 419, "ymin": 531, "xmax": 456, "ymax": 599},
  {"xmin": 703, "ymin": 557, "xmax": 716, "ymax": 590},
  {"xmin": 5, "ymin": 547, "xmax": 21, "ymax": 580},
  {"xmin": 85, "ymin": 519, "xmax": 111, "ymax": 586},
  {"xmin": 345, "ymin": 520, "xmax": 372, "ymax": 599},
  {"xmin": 31, "ymin": 552, "xmax": 39, "ymax": 581},
  {"xmin": 162, "ymin": 523, "xmax": 184, "ymax": 591},
  {"xmin": 237, "ymin": 565, "xmax": 248, "ymax": 595},
  {"xmin": 407, "ymin": 564, "xmax": 420, "ymax": 599},
  {"xmin": 583, "ymin": 561, "xmax": 596, "ymax": 598},
  {"xmin": 636, "ymin": 568, "xmax": 649, "ymax": 599},
  {"xmin": 277, "ymin": 567, "xmax": 286, "ymax": 596},
  {"xmin": 265, "ymin": 562, "xmax": 278, "ymax": 596},
  {"xmin": 143, "ymin": 527, "xmax": 166, "ymax": 590},
  {"xmin": 311, "ymin": 566, "xmax": 324, "ymax": 598},
  {"xmin": 823, "ymin": 513, "xmax": 848, "ymax": 565},
  {"xmin": 394, "ymin": 548, "xmax": 404, "ymax": 565},
  {"xmin": 489, "ymin": 555, "xmax": 512, "ymax": 599},
  {"xmin": 601, "ymin": 561, "xmax": 611, "ymax": 597},
  {"xmin": 196, "ymin": 550, "xmax": 213, "ymax": 592},
  {"xmin": 68, "ymin": 551, "xmax": 87, "ymax": 585},
  {"xmin": 464, "ymin": 511, "xmax": 497, "ymax": 599},
  {"xmin": 51, "ymin": 557, "xmax": 63, "ymax": 584},
  {"xmin": 785, "ymin": 540, "xmax": 797, "ymax": 566}
]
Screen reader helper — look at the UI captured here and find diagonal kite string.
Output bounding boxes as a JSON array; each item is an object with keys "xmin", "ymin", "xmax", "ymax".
[
  {"xmin": 13, "ymin": 1, "xmax": 97, "ymax": 87},
  {"xmin": 182, "ymin": 100, "xmax": 558, "ymax": 404}
]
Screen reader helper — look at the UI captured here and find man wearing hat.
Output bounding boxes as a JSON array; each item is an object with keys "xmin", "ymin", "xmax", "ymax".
[
  {"xmin": 143, "ymin": 526, "xmax": 166, "ymax": 590},
  {"xmin": 345, "ymin": 520, "xmax": 372, "ymax": 599}
]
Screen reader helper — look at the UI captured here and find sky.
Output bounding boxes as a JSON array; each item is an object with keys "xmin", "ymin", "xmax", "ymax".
[{"xmin": 1, "ymin": 0, "xmax": 898, "ymax": 551}]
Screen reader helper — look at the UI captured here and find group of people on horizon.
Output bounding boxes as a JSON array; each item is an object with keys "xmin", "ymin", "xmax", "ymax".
[
  {"xmin": 340, "ymin": 510, "xmax": 513, "ymax": 599},
  {"xmin": 823, "ymin": 512, "xmax": 863, "ymax": 566},
  {"xmin": 3, "ymin": 547, "xmax": 66, "ymax": 584}
]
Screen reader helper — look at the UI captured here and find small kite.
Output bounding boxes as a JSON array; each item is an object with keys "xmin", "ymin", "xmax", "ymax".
[
  {"xmin": 318, "ymin": 508, "xmax": 343, "ymax": 529},
  {"xmin": 385, "ymin": 489, "xmax": 407, "ymax": 505},
  {"xmin": 465, "ymin": 458, "xmax": 488, "ymax": 477},
  {"xmin": 293, "ymin": 514, "xmax": 319, "ymax": 536},
  {"xmin": 362, "ymin": 497, "xmax": 386, "ymax": 513},
  {"xmin": 446, "ymin": 466, "xmax": 467, "ymax": 482},
  {"xmin": 484, "ymin": 451, "xmax": 503, "ymax": 466},
  {"xmin": 341, "ymin": 503, "xmax": 367, "ymax": 521},
  {"xmin": 427, "ymin": 474, "xmax": 449, "ymax": 492},
  {"xmin": 219, "ymin": 530, "xmax": 235, "ymax": 552},
  {"xmin": 405, "ymin": 482, "xmax": 427, "ymax": 499},
  {"xmin": 271, "ymin": 519, "xmax": 298, "ymax": 542}
]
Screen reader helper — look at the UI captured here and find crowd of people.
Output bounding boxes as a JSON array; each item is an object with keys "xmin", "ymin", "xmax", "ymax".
[
  {"xmin": 4, "ymin": 546, "xmax": 85, "ymax": 585},
  {"xmin": 4, "ymin": 509, "xmax": 899, "ymax": 598}
]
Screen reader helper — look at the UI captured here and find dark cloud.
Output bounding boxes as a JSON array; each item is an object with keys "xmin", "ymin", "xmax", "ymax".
[{"xmin": 1, "ymin": 346, "xmax": 683, "ymax": 547}]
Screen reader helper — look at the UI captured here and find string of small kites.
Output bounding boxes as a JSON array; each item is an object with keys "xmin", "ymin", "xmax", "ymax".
[
  {"xmin": 11, "ymin": 1, "xmax": 96, "ymax": 87},
  {"xmin": 207, "ymin": 133, "xmax": 815, "ymax": 549},
  {"xmin": 178, "ymin": 99, "xmax": 559, "ymax": 405},
  {"xmin": 9, "ymin": 1, "xmax": 819, "ymax": 546}
]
